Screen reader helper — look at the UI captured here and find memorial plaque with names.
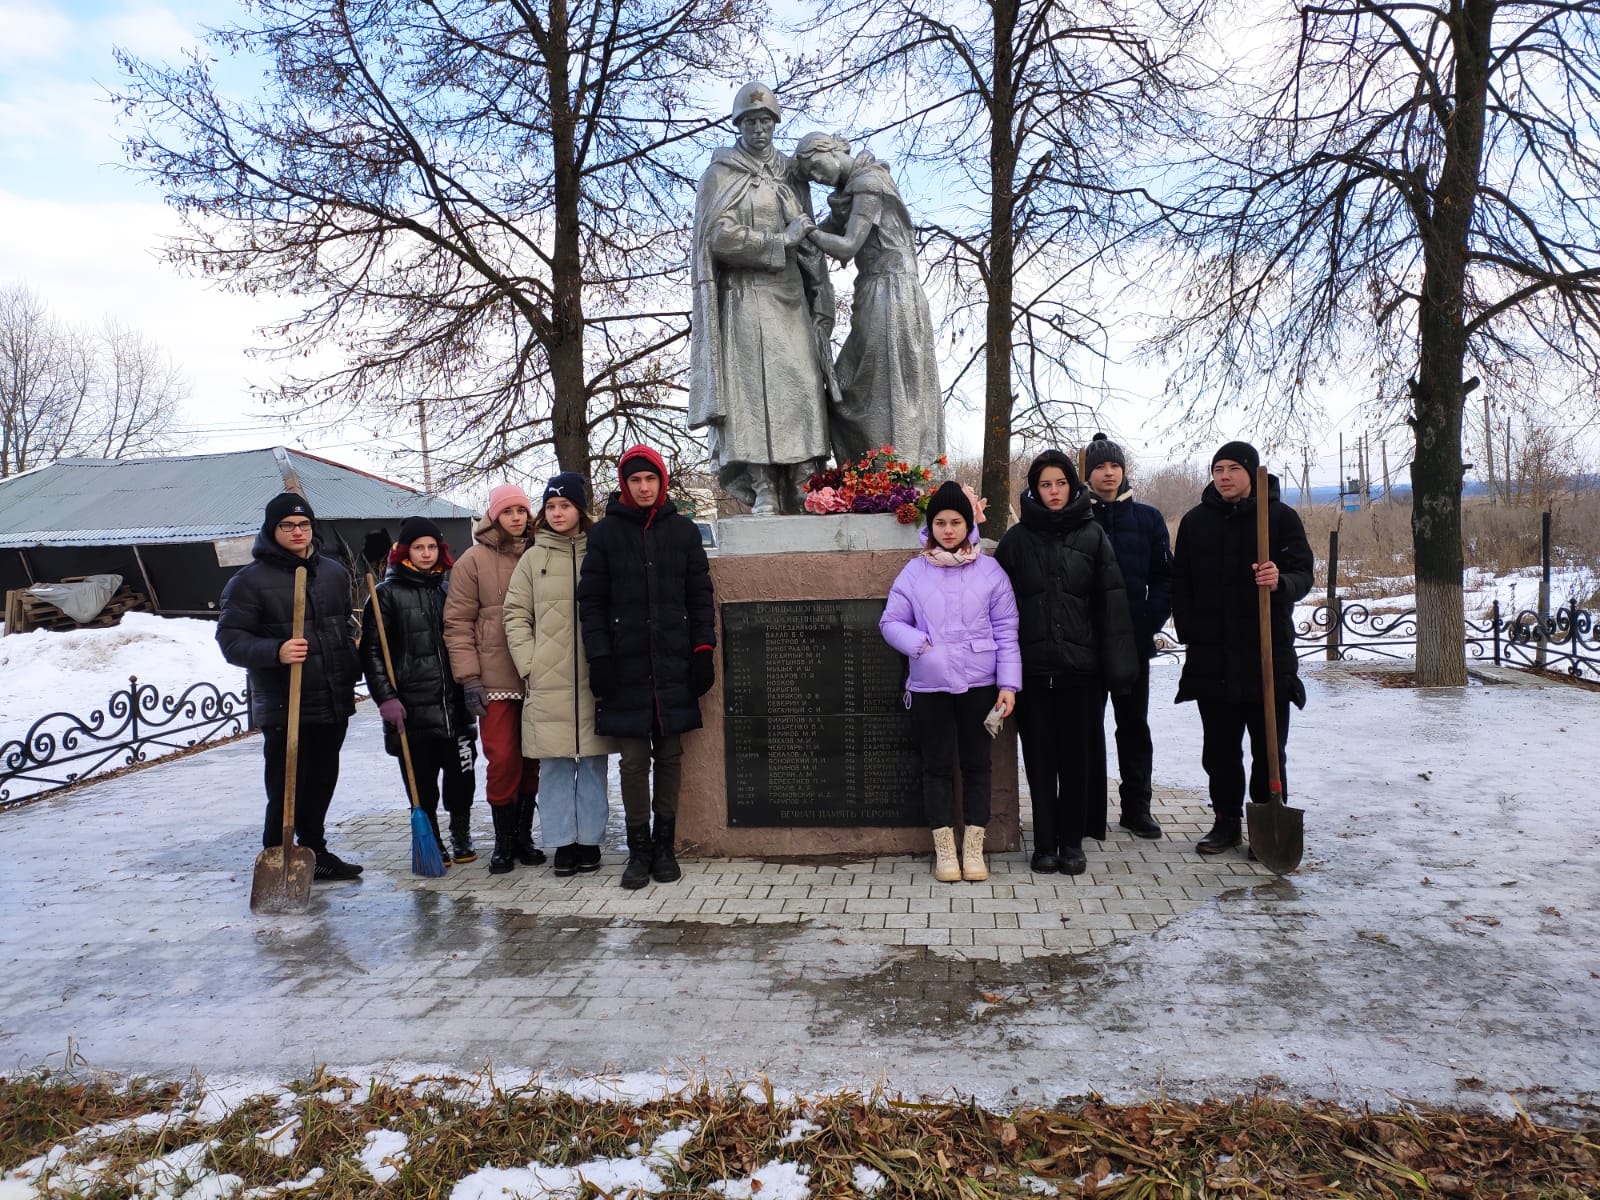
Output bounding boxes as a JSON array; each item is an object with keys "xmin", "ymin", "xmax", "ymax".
[{"xmin": 722, "ymin": 599, "xmax": 922, "ymax": 826}]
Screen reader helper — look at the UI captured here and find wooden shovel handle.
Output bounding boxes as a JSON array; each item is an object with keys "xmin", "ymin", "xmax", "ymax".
[
  {"xmin": 366, "ymin": 573, "xmax": 424, "ymax": 812},
  {"xmin": 1255, "ymin": 466, "xmax": 1284, "ymax": 797},
  {"xmin": 282, "ymin": 566, "xmax": 307, "ymax": 857}
]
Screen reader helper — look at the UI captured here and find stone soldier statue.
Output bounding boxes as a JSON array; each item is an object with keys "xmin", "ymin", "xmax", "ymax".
[
  {"xmin": 794, "ymin": 132, "xmax": 945, "ymax": 469},
  {"xmin": 689, "ymin": 82, "xmax": 837, "ymax": 515}
]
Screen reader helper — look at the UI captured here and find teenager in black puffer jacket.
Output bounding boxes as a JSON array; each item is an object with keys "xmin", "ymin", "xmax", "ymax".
[
  {"xmin": 359, "ymin": 516, "xmax": 477, "ymax": 865},
  {"xmin": 1084, "ymin": 432, "xmax": 1174, "ymax": 841},
  {"xmin": 1171, "ymin": 441, "xmax": 1315, "ymax": 856},
  {"xmin": 995, "ymin": 451, "xmax": 1139, "ymax": 877},
  {"xmin": 217, "ymin": 491, "xmax": 363, "ymax": 881},
  {"xmin": 578, "ymin": 444, "xmax": 716, "ymax": 890}
]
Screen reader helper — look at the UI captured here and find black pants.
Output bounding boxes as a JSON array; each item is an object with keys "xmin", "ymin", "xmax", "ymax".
[
  {"xmin": 1100, "ymin": 656, "xmax": 1154, "ymax": 810},
  {"xmin": 1017, "ymin": 678, "xmax": 1106, "ymax": 851},
  {"xmin": 261, "ymin": 721, "xmax": 347, "ymax": 852},
  {"xmin": 402, "ymin": 734, "xmax": 476, "ymax": 839},
  {"xmin": 1196, "ymin": 697, "xmax": 1292, "ymax": 815},
  {"xmin": 618, "ymin": 733, "xmax": 683, "ymax": 825},
  {"xmin": 909, "ymin": 687, "xmax": 996, "ymax": 829}
]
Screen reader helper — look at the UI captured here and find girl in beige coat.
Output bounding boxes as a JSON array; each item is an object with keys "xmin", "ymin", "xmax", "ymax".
[
  {"xmin": 443, "ymin": 483, "xmax": 543, "ymax": 874},
  {"xmin": 504, "ymin": 473, "xmax": 617, "ymax": 876}
]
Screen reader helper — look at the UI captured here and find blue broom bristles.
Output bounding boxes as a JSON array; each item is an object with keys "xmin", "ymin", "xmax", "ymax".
[{"xmin": 410, "ymin": 806, "xmax": 448, "ymax": 877}]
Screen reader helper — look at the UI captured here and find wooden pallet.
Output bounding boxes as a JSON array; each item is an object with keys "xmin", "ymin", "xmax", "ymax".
[{"xmin": 2, "ymin": 581, "xmax": 152, "ymax": 635}]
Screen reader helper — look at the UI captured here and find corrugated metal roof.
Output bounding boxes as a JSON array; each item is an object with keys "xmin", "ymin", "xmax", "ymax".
[{"xmin": 0, "ymin": 448, "xmax": 476, "ymax": 548}]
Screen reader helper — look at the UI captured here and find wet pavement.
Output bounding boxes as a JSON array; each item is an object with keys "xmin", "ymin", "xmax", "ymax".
[{"xmin": 2, "ymin": 664, "xmax": 1597, "ymax": 1120}]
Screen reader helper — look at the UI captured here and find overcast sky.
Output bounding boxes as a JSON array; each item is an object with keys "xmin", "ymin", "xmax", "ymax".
[{"xmin": 2, "ymin": 0, "xmax": 1435, "ymax": 503}]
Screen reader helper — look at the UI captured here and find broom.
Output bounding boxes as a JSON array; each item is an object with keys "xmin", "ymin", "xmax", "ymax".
[{"xmin": 365, "ymin": 572, "xmax": 447, "ymax": 877}]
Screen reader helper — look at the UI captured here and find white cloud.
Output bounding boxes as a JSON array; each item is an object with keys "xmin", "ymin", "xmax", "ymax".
[
  {"xmin": 94, "ymin": 2, "xmax": 206, "ymax": 61},
  {"xmin": 0, "ymin": 1, "xmax": 75, "ymax": 64}
]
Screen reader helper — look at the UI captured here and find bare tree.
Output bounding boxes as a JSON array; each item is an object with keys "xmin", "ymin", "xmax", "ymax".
[
  {"xmin": 803, "ymin": 0, "xmax": 1199, "ymax": 530},
  {"xmin": 1, "ymin": 285, "xmax": 91, "ymax": 477},
  {"xmin": 87, "ymin": 319, "xmax": 189, "ymax": 459},
  {"xmin": 1152, "ymin": 0, "xmax": 1600, "ymax": 685},
  {"xmin": 0, "ymin": 285, "xmax": 187, "ymax": 476},
  {"xmin": 113, "ymin": 0, "xmax": 769, "ymax": 494}
]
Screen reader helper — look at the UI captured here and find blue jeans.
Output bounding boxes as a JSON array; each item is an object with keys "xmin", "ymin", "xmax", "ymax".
[{"xmin": 537, "ymin": 756, "xmax": 610, "ymax": 846}]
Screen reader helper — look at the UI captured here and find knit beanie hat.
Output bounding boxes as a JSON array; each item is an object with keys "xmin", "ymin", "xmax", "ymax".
[
  {"xmin": 541, "ymin": 471, "xmax": 589, "ymax": 512},
  {"xmin": 486, "ymin": 483, "xmax": 533, "ymax": 522},
  {"xmin": 924, "ymin": 480, "xmax": 974, "ymax": 534},
  {"xmin": 1211, "ymin": 440, "xmax": 1261, "ymax": 477},
  {"xmin": 1083, "ymin": 432, "xmax": 1126, "ymax": 474},
  {"xmin": 1026, "ymin": 449, "xmax": 1079, "ymax": 497},
  {"xmin": 397, "ymin": 515, "xmax": 443, "ymax": 545},
  {"xmin": 262, "ymin": 491, "xmax": 314, "ymax": 538}
]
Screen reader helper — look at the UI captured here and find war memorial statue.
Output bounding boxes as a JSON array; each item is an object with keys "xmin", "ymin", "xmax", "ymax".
[{"xmin": 690, "ymin": 83, "xmax": 945, "ymax": 514}]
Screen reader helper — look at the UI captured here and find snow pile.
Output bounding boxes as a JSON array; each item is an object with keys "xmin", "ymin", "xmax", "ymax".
[{"xmin": 359, "ymin": 1129, "xmax": 410, "ymax": 1183}]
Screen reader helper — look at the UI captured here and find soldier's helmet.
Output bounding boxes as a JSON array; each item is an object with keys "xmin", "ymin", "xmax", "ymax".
[{"xmin": 730, "ymin": 82, "xmax": 781, "ymax": 127}]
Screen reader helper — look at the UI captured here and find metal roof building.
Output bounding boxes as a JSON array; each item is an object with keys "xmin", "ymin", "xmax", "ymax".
[{"xmin": 0, "ymin": 448, "xmax": 476, "ymax": 616}]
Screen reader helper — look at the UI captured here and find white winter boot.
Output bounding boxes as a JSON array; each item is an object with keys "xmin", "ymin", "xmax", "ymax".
[
  {"xmin": 931, "ymin": 826, "xmax": 961, "ymax": 883},
  {"xmin": 961, "ymin": 825, "xmax": 989, "ymax": 882}
]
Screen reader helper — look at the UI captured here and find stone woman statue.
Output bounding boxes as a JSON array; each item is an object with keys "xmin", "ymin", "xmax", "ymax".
[{"xmin": 795, "ymin": 133, "xmax": 945, "ymax": 469}]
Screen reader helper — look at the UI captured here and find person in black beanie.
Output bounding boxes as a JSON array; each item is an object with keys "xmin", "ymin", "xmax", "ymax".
[
  {"xmin": 1083, "ymin": 433, "xmax": 1172, "ymax": 839},
  {"xmin": 995, "ymin": 452, "xmax": 1139, "ymax": 876},
  {"xmin": 217, "ymin": 491, "xmax": 364, "ymax": 881},
  {"xmin": 1171, "ymin": 440, "xmax": 1314, "ymax": 855},
  {"xmin": 359, "ymin": 515, "xmax": 478, "ymax": 865}
]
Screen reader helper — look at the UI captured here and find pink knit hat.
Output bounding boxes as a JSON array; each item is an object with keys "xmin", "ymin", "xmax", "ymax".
[{"xmin": 486, "ymin": 483, "xmax": 533, "ymax": 522}]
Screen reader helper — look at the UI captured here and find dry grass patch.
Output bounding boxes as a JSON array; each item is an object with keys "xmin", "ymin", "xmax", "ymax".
[{"xmin": 3, "ymin": 1070, "xmax": 1596, "ymax": 1198}]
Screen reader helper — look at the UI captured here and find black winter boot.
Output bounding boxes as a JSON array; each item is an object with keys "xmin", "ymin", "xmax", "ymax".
[
  {"xmin": 514, "ymin": 793, "xmax": 546, "ymax": 866},
  {"xmin": 449, "ymin": 814, "xmax": 477, "ymax": 863},
  {"xmin": 575, "ymin": 844, "xmax": 602, "ymax": 873},
  {"xmin": 1058, "ymin": 842, "xmax": 1087, "ymax": 876},
  {"xmin": 1196, "ymin": 811, "xmax": 1243, "ymax": 855},
  {"xmin": 620, "ymin": 823, "xmax": 653, "ymax": 890},
  {"xmin": 488, "ymin": 803, "xmax": 517, "ymax": 874},
  {"xmin": 650, "ymin": 815, "xmax": 681, "ymax": 884},
  {"xmin": 1118, "ymin": 803, "xmax": 1163, "ymax": 840},
  {"xmin": 422, "ymin": 813, "xmax": 451, "ymax": 866},
  {"xmin": 552, "ymin": 844, "xmax": 579, "ymax": 877}
]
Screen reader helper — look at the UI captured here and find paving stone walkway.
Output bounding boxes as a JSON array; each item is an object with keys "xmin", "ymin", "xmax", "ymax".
[{"xmin": 3, "ymin": 665, "xmax": 1596, "ymax": 1121}]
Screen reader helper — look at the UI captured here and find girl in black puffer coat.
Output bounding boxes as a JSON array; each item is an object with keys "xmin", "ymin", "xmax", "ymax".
[
  {"xmin": 995, "ymin": 451, "xmax": 1139, "ymax": 877},
  {"xmin": 359, "ymin": 517, "xmax": 477, "ymax": 864}
]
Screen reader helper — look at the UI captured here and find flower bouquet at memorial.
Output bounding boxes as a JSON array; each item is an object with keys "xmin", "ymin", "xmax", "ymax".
[{"xmin": 803, "ymin": 445, "xmax": 949, "ymax": 523}]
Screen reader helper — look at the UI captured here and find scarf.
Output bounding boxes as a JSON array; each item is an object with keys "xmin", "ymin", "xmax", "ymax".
[{"xmin": 922, "ymin": 542, "xmax": 979, "ymax": 568}]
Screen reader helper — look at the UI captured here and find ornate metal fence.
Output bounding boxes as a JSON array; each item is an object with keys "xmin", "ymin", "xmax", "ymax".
[
  {"xmin": 1153, "ymin": 599, "xmax": 1598, "ymax": 681},
  {"xmin": 1, "ymin": 676, "xmax": 251, "ymax": 809}
]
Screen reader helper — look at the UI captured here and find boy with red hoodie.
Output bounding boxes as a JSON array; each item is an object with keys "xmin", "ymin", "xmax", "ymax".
[{"xmin": 577, "ymin": 446, "xmax": 717, "ymax": 889}]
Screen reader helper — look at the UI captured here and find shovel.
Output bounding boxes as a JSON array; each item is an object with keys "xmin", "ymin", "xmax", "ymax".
[
  {"xmin": 250, "ymin": 565, "xmax": 316, "ymax": 912},
  {"xmin": 1245, "ymin": 465, "xmax": 1304, "ymax": 874}
]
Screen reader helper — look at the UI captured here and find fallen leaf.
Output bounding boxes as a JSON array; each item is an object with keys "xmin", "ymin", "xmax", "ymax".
[
  {"xmin": 1540, "ymin": 906, "xmax": 1562, "ymax": 918},
  {"xmin": 1000, "ymin": 1122, "xmax": 1018, "ymax": 1145},
  {"xmin": 1465, "ymin": 915, "xmax": 1501, "ymax": 926},
  {"xmin": 980, "ymin": 991, "xmax": 1005, "ymax": 1004}
]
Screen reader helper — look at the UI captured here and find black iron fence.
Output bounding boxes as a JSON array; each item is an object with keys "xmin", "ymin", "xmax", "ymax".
[{"xmin": 1, "ymin": 675, "xmax": 251, "ymax": 809}]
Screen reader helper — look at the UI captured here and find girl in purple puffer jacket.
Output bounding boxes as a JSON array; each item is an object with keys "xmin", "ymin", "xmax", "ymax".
[{"xmin": 880, "ymin": 481, "xmax": 1022, "ymax": 883}]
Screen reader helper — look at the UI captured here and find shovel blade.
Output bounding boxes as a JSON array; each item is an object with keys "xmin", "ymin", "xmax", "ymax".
[
  {"xmin": 1247, "ymin": 800, "xmax": 1304, "ymax": 875},
  {"xmin": 249, "ymin": 844, "xmax": 316, "ymax": 913}
]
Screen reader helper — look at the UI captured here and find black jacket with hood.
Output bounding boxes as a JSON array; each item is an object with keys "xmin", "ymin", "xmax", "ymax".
[
  {"xmin": 1171, "ymin": 474, "xmax": 1315, "ymax": 706},
  {"xmin": 995, "ymin": 486, "xmax": 1139, "ymax": 695},
  {"xmin": 1088, "ymin": 483, "xmax": 1173, "ymax": 660},
  {"xmin": 217, "ymin": 532, "xmax": 360, "ymax": 729},
  {"xmin": 577, "ymin": 446, "xmax": 716, "ymax": 738},
  {"xmin": 359, "ymin": 559, "xmax": 472, "ymax": 753}
]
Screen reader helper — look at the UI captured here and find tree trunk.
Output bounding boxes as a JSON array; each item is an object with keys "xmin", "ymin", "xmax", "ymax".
[
  {"xmin": 1409, "ymin": 0, "xmax": 1493, "ymax": 687},
  {"xmin": 981, "ymin": 0, "xmax": 1019, "ymax": 533},
  {"xmin": 545, "ymin": 0, "xmax": 592, "ymax": 495}
]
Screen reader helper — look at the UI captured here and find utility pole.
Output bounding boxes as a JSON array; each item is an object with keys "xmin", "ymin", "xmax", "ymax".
[
  {"xmin": 1482, "ymin": 391, "xmax": 1496, "ymax": 507},
  {"xmin": 1359, "ymin": 434, "xmax": 1371, "ymax": 510},
  {"xmin": 1503, "ymin": 418, "xmax": 1512, "ymax": 506},
  {"xmin": 417, "ymin": 399, "xmax": 434, "ymax": 495},
  {"xmin": 1381, "ymin": 440, "xmax": 1391, "ymax": 502},
  {"xmin": 1301, "ymin": 447, "xmax": 1311, "ymax": 513}
]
